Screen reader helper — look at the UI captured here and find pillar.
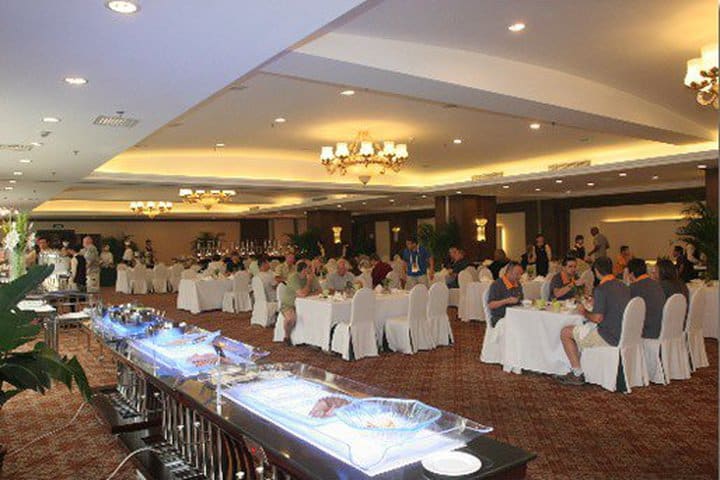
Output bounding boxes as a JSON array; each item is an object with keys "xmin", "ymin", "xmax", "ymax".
[
  {"xmin": 306, "ymin": 210, "xmax": 352, "ymax": 258},
  {"xmin": 706, "ymin": 167, "xmax": 718, "ymax": 213},
  {"xmin": 435, "ymin": 195, "xmax": 497, "ymax": 262}
]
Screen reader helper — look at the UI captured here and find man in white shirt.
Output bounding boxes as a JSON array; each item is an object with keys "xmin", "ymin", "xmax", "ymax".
[
  {"xmin": 325, "ymin": 258, "xmax": 355, "ymax": 292},
  {"xmin": 255, "ymin": 256, "xmax": 277, "ymax": 301},
  {"xmin": 122, "ymin": 241, "xmax": 135, "ymax": 265},
  {"xmin": 275, "ymin": 253, "xmax": 296, "ymax": 283}
]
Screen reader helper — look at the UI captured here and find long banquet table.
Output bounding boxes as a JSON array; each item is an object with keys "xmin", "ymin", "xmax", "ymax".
[
  {"xmin": 294, "ymin": 291, "xmax": 409, "ymax": 350},
  {"xmin": 176, "ymin": 276, "xmax": 232, "ymax": 314},
  {"xmin": 501, "ymin": 306, "xmax": 585, "ymax": 375}
]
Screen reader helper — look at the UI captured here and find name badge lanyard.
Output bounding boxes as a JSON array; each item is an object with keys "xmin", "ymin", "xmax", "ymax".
[{"xmin": 411, "ymin": 249, "xmax": 420, "ymax": 273}]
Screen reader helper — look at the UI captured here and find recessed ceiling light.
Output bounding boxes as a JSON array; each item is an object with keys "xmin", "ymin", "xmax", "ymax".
[
  {"xmin": 618, "ymin": 172, "xmax": 627, "ymax": 177},
  {"xmin": 64, "ymin": 77, "xmax": 88, "ymax": 86},
  {"xmin": 19, "ymin": 159, "xmax": 31, "ymax": 164},
  {"xmin": 389, "ymin": 199, "xmax": 395, "ymax": 203},
  {"xmin": 4, "ymin": 187, "xmax": 13, "ymax": 191},
  {"xmin": 453, "ymin": 138, "xmax": 462, "ymax": 144},
  {"xmin": 106, "ymin": 1, "xmax": 139, "ymax": 14},
  {"xmin": 555, "ymin": 179, "xmax": 563, "ymax": 184},
  {"xmin": 42, "ymin": 116, "xmax": 61, "ymax": 123},
  {"xmin": 8, "ymin": 180, "xmax": 16, "ymax": 184},
  {"xmin": 456, "ymin": 190, "xmax": 462, "ymax": 194},
  {"xmin": 534, "ymin": 187, "xmax": 542, "ymax": 192},
  {"xmin": 652, "ymin": 175, "xmax": 659, "ymax": 180},
  {"xmin": 529, "ymin": 122, "xmax": 541, "ymax": 130},
  {"xmin": 508, "ymin": 22, "xmax": 526, "ymax": 32},
  {"xmin": 215, "ymin": 143, "xmax": 225, "ymax": 148},
  {"xmin": 565, "ymin": 190, "xmax": 572, "ymax": 194},
  {"xmin": 361, "ymin": 201, "xmax": 367, "ymax": 205},
  {"xmin": 340, "ymin": 90, "xmax": 355, "ymax": 96},
  {"xmin": 421, "ymin": 194, "xmax": 427, "ymax": 198},
  {"xmin": 13, "ymin": 171, "xmax": 23, "ymax": 176},
  {"xmin": 274, "ymin": 117, "xmax": 286, "ymax": 123},
  {"xmin": 502, "ymin": 185, "xmax": 510, "ymax": 189},
  {"xmin": 30, "ymin": 142, "xmax": 43, "ymax": 147},
  {"xmin": 586, "ymin": 182, "xmax": 595, "ymax": 186},
  {"xmin": 337, "ymin": 204, "xmax": 342, "ymax": 208},
  {"xmin": 697, "ymin": 164, "xmax": 708, "ymax": 169}
]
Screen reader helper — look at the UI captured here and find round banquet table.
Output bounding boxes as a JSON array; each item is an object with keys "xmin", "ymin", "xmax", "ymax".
[
  {"xmin": 687, "ymin": 281, "xmax": 719, "ymax": 339},
  {"xmin": 294, "ymin": 291, "xmax": 409, "ymax": 350},
  {"xmin": 177, "ymin": 277, "xmax": 232, "ymax": 314},
  {"xmin": 501, "ymin": 306, "xmax": 585, "ymax": 375}
]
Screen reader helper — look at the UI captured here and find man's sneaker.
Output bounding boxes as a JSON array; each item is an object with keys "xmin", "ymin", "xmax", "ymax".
[{"xmin": 556, "ymin": 372, "xmax": 585, "ymax": 386}]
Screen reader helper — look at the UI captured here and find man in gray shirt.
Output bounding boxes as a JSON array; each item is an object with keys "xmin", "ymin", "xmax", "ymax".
[
  {"xmin": 628, "ymin": 258, "xmax": 666, "ymax": 339},
  {"xmin": 558, "ymin": 257, "xmax": 630, "ymax": 386},
  {"xmin": 487, "ymin": 261, "xmax": 524, "ymax": 327},
  {"xmin": 586, "ymin": 226, "xmax": 610, "ymax": 261},
  {"xmin": 325, "ymin": 259, "xmax": 356, "ymax": 293},
  {"xmin": 81, "ymin": 236, "xmax": 100, "ymax": 293}
]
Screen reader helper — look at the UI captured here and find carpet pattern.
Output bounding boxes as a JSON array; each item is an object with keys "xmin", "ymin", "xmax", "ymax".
[{"xmin": 0, "ymin": 288, "xmax": 717, "ymax": 479}]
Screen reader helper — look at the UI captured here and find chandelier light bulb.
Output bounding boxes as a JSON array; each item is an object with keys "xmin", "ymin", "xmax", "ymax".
[
  {"xmin": 382, "ymin": 141, "xmax": 395, "ymax": 157},
  {"xmin": 335, "ymin": 142, "xmax": 350, "ymax": 158},
  {"xmin": 359, "ymin": 141, "xmax": 374, "ymax": 157}
]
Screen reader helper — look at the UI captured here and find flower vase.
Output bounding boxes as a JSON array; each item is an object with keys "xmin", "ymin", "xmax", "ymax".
[{"xmin": 9, "ymin": 250, "xmax": 26, "ymax": 281}]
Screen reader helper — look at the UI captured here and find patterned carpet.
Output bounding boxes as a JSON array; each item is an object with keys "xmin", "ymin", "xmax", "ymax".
[{"xmin": 0, "ymin": 288, "xmax": 717, "ymax": 479}]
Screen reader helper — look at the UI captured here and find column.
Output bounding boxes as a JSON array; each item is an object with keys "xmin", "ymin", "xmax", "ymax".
[
  {"xmin": 706, "ymin": 167, "xmax": 718, "ymax": 213},
  {"xmin": 435, "ymin": 194, "xmax": 497, "ymax": 262},
  {"xmin": 306, "ymin": 210, "xmax": 352, "ymax": 258}
]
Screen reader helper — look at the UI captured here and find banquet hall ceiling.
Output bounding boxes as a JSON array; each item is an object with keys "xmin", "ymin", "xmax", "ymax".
[{"xmin": 2, "ymin": 0, "xmax": 717, "ymax": 217}]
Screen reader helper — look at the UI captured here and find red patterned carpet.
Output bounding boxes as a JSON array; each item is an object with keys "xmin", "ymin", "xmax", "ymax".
[{"xmin": 1, "ymin": 288, "xmax": 717, "ymax": 479}]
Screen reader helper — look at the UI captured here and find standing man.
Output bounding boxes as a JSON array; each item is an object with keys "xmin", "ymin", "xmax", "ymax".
[
  {"xmin": 401, "ymin": 236, "xmax": 433, "ymax": 289},
  {"xmin": 279, "ymin": 260, "xmax": 321, "ymax": 345},
  {"xmin": 533, "ymin": 234, "xmax": 552, "ymax": 277},
  {"xmin": 570, "ymin": 235, "xmax": 586, "ymax": 261},
  {"xmin": 672, "ymin": 245, "xmax": 697, "ymax": 282},
  {"xmin": 585, "ymin": 227, "xmax": 610, "ymax": 262},
  {"xmin": 446, "ymin": 246, "xmax": 469, "ymax": 289},
  {"xmin": 614, "ymin": 245, "xmax": 633, "ymax": 277},
  {"xmin": 81, "ymin": 236, "xmax": 100, "ymax": 293},
  {"xmin": 144, "ymin": 240, "xmax": 155, "ymax": 268}
]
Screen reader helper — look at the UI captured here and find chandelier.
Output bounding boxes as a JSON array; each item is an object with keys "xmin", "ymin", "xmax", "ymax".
[
  {"xmin": 179, "ymin": 188, "xmax": 236, "ymax": 210},
  {"xmin": 130, "ymin": 201, "xmax": 172, "ymax": 219},
  {"xmin": 684, "ymin": 43, "xmax": 718, "ymax": 110},
  {"xmin": 320, "ymin": 130, "xmax": 409, "ymax": 185}
]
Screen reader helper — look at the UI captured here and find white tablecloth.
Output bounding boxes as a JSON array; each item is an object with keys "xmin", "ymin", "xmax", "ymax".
[
  {"xmin": 502, "ymin": 306, "xmax": 585, "ymax": 375},
  {"xmin": 177, "ymin": 277, "xmax": 232, "ymax": 314},
  {"xmin": 295, "ymin": 292, "xmax": 409, "ymax": 350},
  {"xmin": 688, "ymin": 282, "xmax": 719, "ymax": 339},
  {"xmin": 521, "ymin": 281, "xmax": 543, "ymax": 301}
]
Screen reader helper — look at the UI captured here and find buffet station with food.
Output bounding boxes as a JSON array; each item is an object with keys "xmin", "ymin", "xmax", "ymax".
[{"xmin": 87, "ymin": 304, "xmax": 535, "ymax": 480}]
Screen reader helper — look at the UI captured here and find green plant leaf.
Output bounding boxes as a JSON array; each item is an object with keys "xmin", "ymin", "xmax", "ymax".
[
  {"xmin": 0, "ymin": 362, "xmax": 45, "ymax": 392},
  {"xmin": 0, "ymin": 310, "xmax": 41, "ymax": 352},
  {"xmin": 0, "ymin": 264, "xmax": 54, "ymax": 311}
]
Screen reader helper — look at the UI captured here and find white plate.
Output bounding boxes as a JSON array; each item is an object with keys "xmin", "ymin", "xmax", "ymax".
[{"xmin": 422, "ymin": 451, "xmax": 482, "ymax": 476}]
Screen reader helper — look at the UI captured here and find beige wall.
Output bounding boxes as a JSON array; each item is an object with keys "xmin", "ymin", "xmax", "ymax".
[
  {"xmin": 569, "ymin": 203, "xmax": 687, "ymax": 260},
  {"xmin": 270, "ymin": 218, "xmax": 296, "ymax": 240},
  {"xmin": 33, "ymin": 220, "xmax": 241, "ymax": 262},
  {"xmin": 497, "ymin": 212, "xmax": 526, "ymax": 260}
]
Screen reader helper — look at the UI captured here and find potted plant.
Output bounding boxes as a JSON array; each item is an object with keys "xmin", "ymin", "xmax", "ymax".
[
  {"xmin": 676, "ymin": 201, "xmax": 718, "ymax": 282},
  {"xmin": 1, "ymin": 211, "xmax": 34, "ymax": 281},
  {"xmin": 0, "ymin": 265, "xmax": 92, "ymax": 470},
  {"xmin": 417, "ymin": 221, "xmax": 460, "ymax": 271}
]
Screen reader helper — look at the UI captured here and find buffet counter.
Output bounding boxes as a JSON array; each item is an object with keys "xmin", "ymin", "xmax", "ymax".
[{"xmin": 88, "ymin": 304, "xmax": 535, "ymax": 480}]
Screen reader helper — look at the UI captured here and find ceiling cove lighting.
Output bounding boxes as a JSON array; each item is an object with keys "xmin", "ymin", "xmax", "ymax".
[
  {"xmin": 684, "ymin": 43, "xmax": 718, "ymax": 109},
  {"xmin": 64, "ymin": 77, "xmax": 88, "ymax": 85},
  {"xmin": 130, "ymin": 201, "xmax": 172, "ymax": 219},
  {"xmin": 508, "ymin": 22, "xmax": 526, "ymax": 32},
  {"xmin": 106, "ymin": 1, "xmax": 139, "ymax": 14},
  {"xmin": 179, "ymin": 188, "xmax": 236, "ymax": 210},
  {"xmin": 320, "ymin": 130, "xmax": 409, "ymax": 185}
]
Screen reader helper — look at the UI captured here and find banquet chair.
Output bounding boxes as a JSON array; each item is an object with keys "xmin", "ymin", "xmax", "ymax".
[
  {"xmin": 478, "ymin": 267, "xmax": 493, "ymax": 282},
  {"xmin": 463, "ymin": 281, "xmax": 485, "ymax": 322},
  {"xmin": 331, "ymin": 288, "xmax": 378, "ymax": 360},
  {"xmin": 498, "ymin": 264, "xmax": 509, "ymax": 278},
  {"xmin": 385, "ymin": 270, "xmax": 401, "ymax": 289},
  {"xmin": 223, "ymin": 271, "xmax": 252, "ymax": 313},
  {"xmin": 580, "ymin": 297, "xmax": 649, "ymax": 393},
  {"xmin": 152, "ymin": 263, "xmax": 169, "ymax": 294},
  {"xmin": 467, "ymin": 266, "xmax": 479, "ymax": 281},
  {"xmin": 480, "ymin": 287, "xmax": 504, "ymax": 364},
  {"xmin": 540, "ymin": 273, "xmax": 556, "ymax": 301},
  {"xmin": 168, "ymin": 263, "xmax": 183, "ymax": 292},
  {"xmin": 385, "ymin": 284, "xmax": 433, "ymax": 354},
  {"xmin": 273, "ymin": 283, "xmax": 288, "ymax": 341},
  {"xmin": 579, "ymin": 269, "xmax": 595, "ymax": 296},
  {"xmin": 643, "ymin": 294, "xmax": 691, "ymax": 384},
  {"xmin": 457, "ymin": 269, "xmax": 473, "ymax": 321},
  {"xmin": 250, "ymin": 276, "xmax": 277, "ymax": 327},
  {"xmin": 129, "ymin": 265, "xmax": 149, "ymax": 295},
  {"xmin": 357, "ymin": 271, "xmax": 372, "ymax": 288},
  {"xmin": 428, "ymin": 282, "xmax": 453, "ymax": 346},
  {"xmin": 181, "ymin": 268, "xmax": 198, "ymax": 280},
  {"xmin": 115, "ymin": 264, "xmax": 131, "ymax": 294},
  {"xmin": 685, "ymin": 290, "xmax": 709, "ymax": 371}
]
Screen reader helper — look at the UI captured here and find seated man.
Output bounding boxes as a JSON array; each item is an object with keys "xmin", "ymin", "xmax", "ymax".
[
  {"xmin": 628, "ymin": 258, "xmax": 665, "ymax": 339},
  {"xmin": 255, "ymin": 256, "xmax": 277, "ymax": 301},
  {"xmin": 275, "ymin": 253, "xmax": 296, "ymax": 283},
  {"xmin": 446, "ymin": 246, "xmax": 470, "ymax": 289},
  {"xmin": 488, "ymin": 249, "xmax": 510, "ymax": 280},
  {"xmin": 550, "ymin": 256, "xmax": 583, "ymax": 301},
  {"xmin": 325, "ymin": 258, "xmax": 355, "ymax": 293},
  {"xmin": 370, "ymin": 254, "xmax": 392, "ymax": 287},
  {"xmin": 614, "ymin": 245, "xmax": 632, "ymax": 277},
  {"xmin": 558, "ymin": 256, "xmax": 630, "ymax": 386},
  {"xmin": 487, "ymin": 261, "xmax": 524, "ymax": 327},
  {"xmin": 279, "ymin": 261, "xmax": 321, "ymax": 345}
]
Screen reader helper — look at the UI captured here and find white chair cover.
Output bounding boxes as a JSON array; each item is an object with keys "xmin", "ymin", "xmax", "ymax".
[
  {"xmin": 168, "ymin": 263, "xmax": 183, "ymax": 292},
  {"xmin": 152, "ymin": 263, "xmax": 169, "ymax": 294},
  {"xmin": 686, "ymin": 290, "xmax": 709, "ymax": 370},
  {"xmin": 357, "ymin": 271, "xmax": 372, "ymax": 288},
  {"xmin": 181, "ymin": 268, "xmax": 198, "ymax": 280},
  {"xmin": 223, "ymin": 271, "xmax": 252, "ymax": 313},
  {"xmin": 643, "ymin": 294, "xmax": 691, "ymax": 383},
  {"xmin": 428, "ymin": 282, "xmax": 453, "ymax": 346},
  {"xmin": 581, "ymin": 297, "xmax": 649, "ymax": 393},
  {"xmin": 130, "ymin": 266, "xmax": 149, "ymax": 295},
  {"xmin": 541, "ymin": 273, "xmax": 556, "ymax": 301},
  {"xmin": 478, "ymin": 267, "xmax": 493, "ymax": 282},
  {"xmin": 480, "ymin": 287, "xmax": 504, "ymax": 364},
  {"xmin": 463, "ymin": 282, "xmax": 484, "ymax": 321},
  {"xmin": 579, "ymin": 269, "xmax": 595, "ymax": 296},
  {"xmin": 115, "ymin": 267, "xmax": 131, "ymax": 294},
  {"xmin": 274, "ymin": 283, "xmax": 299, "ymax": 342},
  {"xmin": 457, "ymin": 269, "xmax": 473, "ymax": 321},
  {"xmin": 498, "ymin": 264, "xmax": 509, "ymax": 278},
  {"xmin": 467, "ymin": 266, "xmax": 479, "ymax": 281},
  {"xmin": 385, "ymin": 284, "xmax": 432, "ymax": 354},
  {"xmin": 331, "ymin": 288, "xmax": 379, "ymax": 360},
  {"xmin": 385, "ymin": 270, "xmax": 401, "ymax": 289},
  {"xmin": 250, "ymin": 276, "xmax": 277, "ymax": 327}
]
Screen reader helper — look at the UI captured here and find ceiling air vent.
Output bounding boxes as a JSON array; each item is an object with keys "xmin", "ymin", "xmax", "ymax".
[
  {"xmin": 93, "ymin": 115, "xmax": 139, "ymax": 128},
  {"xmin": 249, "ymin": 206, "xmax": 260, "ymax": 212},
  {"xmin": 471, "ymin": 171, "xmax": 504, "ymax": 181},
  {"xmin": 311, "ymin": 196, "xmax": 329, "ymax": 202},
  {"xmin": 548, "ymin": 160, "xmax": 591, "ymax": 172},
  {"xmin": 0, "ymin": 144, "xmax": 34, "ymax": 152}
]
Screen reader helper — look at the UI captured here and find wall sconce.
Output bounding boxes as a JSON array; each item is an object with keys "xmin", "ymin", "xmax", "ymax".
[
  {"xmin": 332, "ymin": 226, "xmax": 342, "ymax": 244},
  {"xmin": 475, "ymin": 218, "xmax": 488, "ymax": 242},
  {"xmin": 391, "ymin": 226, "xmax": 401, "ymax": 242}
]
